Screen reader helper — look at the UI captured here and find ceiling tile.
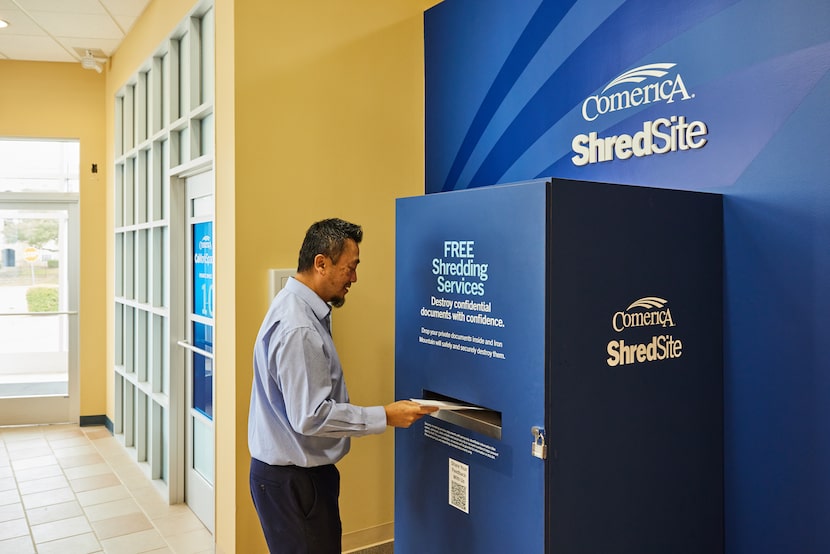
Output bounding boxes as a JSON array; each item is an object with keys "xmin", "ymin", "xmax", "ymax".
[
  {"xmin": 0, "ymin": 8, "xmax": 43, "ymax": 36},
  {"xmin": 0, "ymin": 0, "xmax": 153, "ymax": 62},
  {"xmin": 31, "ymin": 11, "xmax": 123, "ymax": 39},
  {"xmin": 111, "ymin": 13, "xmax": 137, "ymax": 33},
  {"xmin": 14, "ymin": 0, "xmax": 104, "ymax": 14},
  {"xmin": 0, "ymin": 34, "xmax": 74, "ymax": 61},
  {"xmin": 100, "ymin": 0, "xmax": 150, "ymax": 17}
]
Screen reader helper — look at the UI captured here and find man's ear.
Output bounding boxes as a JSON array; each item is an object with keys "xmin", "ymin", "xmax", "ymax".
[{"xmin": 314, "ymin": 253, "xmax": 327, "ymax": 273}]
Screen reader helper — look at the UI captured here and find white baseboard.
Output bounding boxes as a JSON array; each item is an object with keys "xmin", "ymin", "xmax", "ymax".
[{"xmin": 342, "ymin": 522, "xmax": 394, "ymax": 553}]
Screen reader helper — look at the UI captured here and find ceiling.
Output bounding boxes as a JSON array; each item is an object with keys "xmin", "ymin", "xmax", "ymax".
[{"xmin": 0, "ymin": 0, "xmax": 152, "ymax": 64}]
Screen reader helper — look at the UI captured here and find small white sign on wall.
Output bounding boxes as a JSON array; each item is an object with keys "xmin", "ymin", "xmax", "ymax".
[{"xmin": 268, "ymin": 268, "xmax": 294, "ymax": 302}]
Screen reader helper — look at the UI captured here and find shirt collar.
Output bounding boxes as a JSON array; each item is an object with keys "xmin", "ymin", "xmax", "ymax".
[{"xmin": 285, "ymin": 276, "xmax": 332, "ymax": 324}]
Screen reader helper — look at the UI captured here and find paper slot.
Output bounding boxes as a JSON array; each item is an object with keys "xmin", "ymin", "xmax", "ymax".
[
  {"xmin": 410, "ymin": 399, "xmax": 486, "ymax": 410},
  {"xmin": 420, "ymin": 390, "xmax": 502, "ymax": 440}
]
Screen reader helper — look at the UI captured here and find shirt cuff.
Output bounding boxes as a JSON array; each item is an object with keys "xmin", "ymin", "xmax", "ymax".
[{"xmin": 365, "ymin": 405, "xmax": 388, "ymax": 434}]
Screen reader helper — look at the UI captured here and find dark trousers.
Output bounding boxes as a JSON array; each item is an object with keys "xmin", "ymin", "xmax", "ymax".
[{"xmin": 250, "ymin": 457, "xmax": 342, "ymax": 554}]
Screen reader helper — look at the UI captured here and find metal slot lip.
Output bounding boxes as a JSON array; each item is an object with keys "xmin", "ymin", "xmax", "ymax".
[{"xmin": 423, "ymin": 389, "xmax": 502, "ymax": 440}]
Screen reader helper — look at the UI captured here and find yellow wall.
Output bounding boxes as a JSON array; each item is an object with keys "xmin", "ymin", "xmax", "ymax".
[
  {"xmin": 0, "ymin": 60, "xmax": 107, "ymax": 418},
  {"xmin": 229, "ymin": 1, "xmax": 439, "ymax": 551},
  {"xmin": 213, "ymin": 0, "xmax": 237, "ymax": 551}
]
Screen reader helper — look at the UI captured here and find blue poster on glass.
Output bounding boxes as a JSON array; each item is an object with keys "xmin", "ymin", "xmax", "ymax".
[
  {"xmin": 192, "ymin": 221, "xmax": 214, "ymax": 420},
  {"xmin": 192, "ymin": 221, "xmax": 214, "ymax": 319},
  {"xmin": 192, "ymin": 320, "xmax": 213, "ymax": 419}
]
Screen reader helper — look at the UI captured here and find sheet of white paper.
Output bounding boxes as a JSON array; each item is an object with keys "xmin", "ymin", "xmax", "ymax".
[{"xmin": 410, "ymin": 398, "xmax": 486, "ymax": 410}]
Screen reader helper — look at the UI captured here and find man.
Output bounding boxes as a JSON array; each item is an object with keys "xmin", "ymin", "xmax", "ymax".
[{"xmin": 248, "ymin": 218, "xmax": 436, "ymax": 553}]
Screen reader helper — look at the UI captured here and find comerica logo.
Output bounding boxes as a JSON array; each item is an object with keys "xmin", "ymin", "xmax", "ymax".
[
  {"xmin": 581, "ymin": 63, "xmax": 693, "ymax": 122},
  {"xmin": 612, "ymin": 296, "xmax": 675, "ymax": 332},
  {"xmin": 571, "ymin": 62, "xmax": 707, "ymax": 166},
  {"xmin": 606, "ymin": 296, "xmax": 682, "ymax": 367}
]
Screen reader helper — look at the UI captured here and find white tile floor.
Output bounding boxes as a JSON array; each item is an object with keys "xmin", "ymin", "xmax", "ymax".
[{"xmin": 0, "ymin": 424, "xmax": 213, "ymax": 554}]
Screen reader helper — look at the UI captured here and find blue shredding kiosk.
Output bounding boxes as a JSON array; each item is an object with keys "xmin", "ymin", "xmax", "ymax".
[{"xmin": 394, "ymin": 178, "xmax": 723, "ymax": 554}]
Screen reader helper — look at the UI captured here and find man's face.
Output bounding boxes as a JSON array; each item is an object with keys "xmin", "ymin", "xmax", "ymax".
[{"xmin": 324, "ymin": 239, "xmax": 360, "ymax": 308}]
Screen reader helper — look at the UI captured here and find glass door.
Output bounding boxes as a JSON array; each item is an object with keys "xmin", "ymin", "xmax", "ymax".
[
  {"xmin": 0, "ymin": 199, "xmax": 79, "ymax": 424},
  {"xmin": 177, "ymin": 170, "xmax": 214, "ymax": 531}
]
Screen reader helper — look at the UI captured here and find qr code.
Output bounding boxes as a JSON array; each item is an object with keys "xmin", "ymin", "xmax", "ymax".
[
  {"xmin": 450, "ymin": 480, "xmax": 468, "ymax": 512},
  {"xmin": 448, "ymin": 458, "xmax": 469, "ymax": 513}
]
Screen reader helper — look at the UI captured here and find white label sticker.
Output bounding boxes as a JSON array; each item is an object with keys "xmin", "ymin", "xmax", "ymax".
[{"xmin": 448, "ymin": 458, "xmax": 469, "ymax": 514}]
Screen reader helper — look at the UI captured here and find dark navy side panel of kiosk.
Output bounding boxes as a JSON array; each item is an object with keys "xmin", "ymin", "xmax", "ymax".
[
  {"xmin": 547, "ymin": 180, "xmax": 723, "ymax": 553},
  {"xmin": 395, "ymin": 181, "xmax": 548, "ymax": 554},
  {"xmin": 395, "ymin": 178, "xmax": 722, "ymax": 553}
]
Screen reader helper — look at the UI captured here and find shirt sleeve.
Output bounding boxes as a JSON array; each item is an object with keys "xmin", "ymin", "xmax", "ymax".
[{"xmin": 274, "ymin": 326, "xmax": 387, "ymax": 438}]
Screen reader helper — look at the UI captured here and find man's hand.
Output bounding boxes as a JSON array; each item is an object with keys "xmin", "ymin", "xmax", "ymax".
[{"xmin": 384, "ymin": 400, "xmax": 439, "ymax": 428}]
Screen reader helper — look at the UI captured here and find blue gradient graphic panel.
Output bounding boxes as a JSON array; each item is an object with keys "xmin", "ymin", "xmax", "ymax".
[{"xmin": 426, "ymin": 0, "xmax": 829, "ymax": 193}]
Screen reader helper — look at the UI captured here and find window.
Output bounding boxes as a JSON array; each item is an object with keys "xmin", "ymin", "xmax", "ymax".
[{"xmin": 0, "ymin": 139, "xmax": 79, "ymax": 193}]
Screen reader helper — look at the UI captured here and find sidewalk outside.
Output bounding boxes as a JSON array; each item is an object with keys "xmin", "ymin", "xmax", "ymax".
[{"xmin": 0, "ymin": 284, "xmax": 67, "ymax": 396}]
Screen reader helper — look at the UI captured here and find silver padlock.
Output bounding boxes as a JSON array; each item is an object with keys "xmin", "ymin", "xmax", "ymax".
[{"xmin": 531, "ymin": 427, "xmax": 547, "ymax": 460}]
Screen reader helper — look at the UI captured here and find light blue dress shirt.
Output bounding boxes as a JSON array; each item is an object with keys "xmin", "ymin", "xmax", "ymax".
[{"xmin": 248, "ymin": 277, "xmax": 387, "ymax": 467}]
